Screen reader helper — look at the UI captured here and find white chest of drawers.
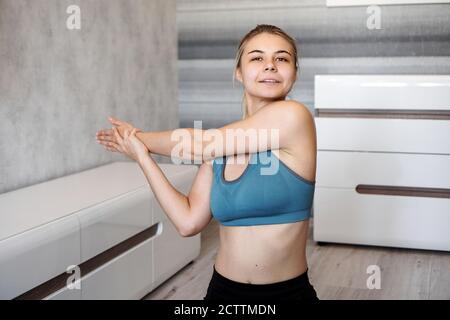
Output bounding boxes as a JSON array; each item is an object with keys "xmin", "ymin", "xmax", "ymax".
[{"xmin": 313, "ymin": 75, "xmax": 450, "ymax": 251}]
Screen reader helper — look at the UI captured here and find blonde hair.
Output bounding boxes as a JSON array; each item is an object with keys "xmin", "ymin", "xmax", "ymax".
[{"xmin": 233, "ymin": 24, "xmax": 299, "ymax": 120}]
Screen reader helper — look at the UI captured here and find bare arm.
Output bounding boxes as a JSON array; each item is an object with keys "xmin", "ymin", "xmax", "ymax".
[
  {"xmin": 135, "ymin": 128, "xmax": 202, "ymax": 162},
  {"xmin": 97, "ymin": 121, "xmax": 201, "ymax": 162},
  {"xmin": 98, "ymin": 100, "xmax": 311, "ymax": 162},
  {"xmin": 135, "ymin": 100, "xmax": 310, "ymax": 161},
  {"xmin": 137, "ymin": 153, "xmax": 213, "ymax": 237}
]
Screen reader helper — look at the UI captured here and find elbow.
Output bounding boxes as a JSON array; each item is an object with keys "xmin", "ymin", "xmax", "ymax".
[
  {"xmin": 179, "ymin": 222, "xmax": 198, "ymax": 238},
  {"xmin": 180, "ymin": 231, "xmax": 195, "ymax": 238},
  {"xmin": 179, "ymin": 228, "xmax": 197, "ymax": 238}
]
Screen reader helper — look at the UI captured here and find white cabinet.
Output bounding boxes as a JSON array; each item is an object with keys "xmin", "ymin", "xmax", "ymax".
[
  {"xmin": 0, "ymin": 162, "xmax": 200, "ymax": 299},
  {"xmin": 313, "ymin": 75, "xmax": 450, "ymax": 251}
]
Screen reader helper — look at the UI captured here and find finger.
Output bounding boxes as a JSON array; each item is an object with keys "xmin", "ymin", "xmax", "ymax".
[
  {"xmin": 97, "ymin": 137, "xmax": 118, "ymax": 149},
  {"xmin": 105, "ymin": 146, "xmax": 117, "ymax": 152},
  {"xmin": 97, "ymin": 131, "xmax": 115, "ymax": 143},
  {"xmin": 97, "ymin": 136, "xmax": 115, "ymax": 144},
  {"xmin": 106, "ymin": 140, "xmax": 121, "ymax": 150},
  {"xmin": 96, "ymin": 129, "xmax": 106, "ymax": 138},
  {"xmin": 96, "ymin": 129, "xmax": 114, "ymax": 139},
  {"xmin": 110, "ymin": 145, "xmax": 121, "ymax": 153},
  {"xmin": 108, "ymin": 116, "xmax": 123, "ymax": 126},
  {"xmin": 97, "ymin": 137, "xmax": 111, "ymax": 145}
]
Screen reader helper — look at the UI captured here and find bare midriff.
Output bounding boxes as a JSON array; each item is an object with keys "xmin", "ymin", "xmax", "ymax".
[{"xmin": 214, "ymin": 219, "xmax": 310, "ymax": 284}]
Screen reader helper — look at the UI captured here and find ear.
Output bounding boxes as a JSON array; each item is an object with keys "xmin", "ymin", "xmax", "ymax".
[{"xmin": 235, "ymin": 68, "xmax": 243, "ymax": 83}]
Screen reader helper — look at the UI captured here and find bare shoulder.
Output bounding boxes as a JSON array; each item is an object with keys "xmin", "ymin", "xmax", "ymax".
[
  {"xmin": 272, "ymin": 101, "xmax": 317, "ymax": 181},
  {"xmin": 266, "ymin": 100, "xmax": 312, "ymax": 119},
  {"xmin": 268, "ymin": 100, "xmax": 315, "ymax": 129}
]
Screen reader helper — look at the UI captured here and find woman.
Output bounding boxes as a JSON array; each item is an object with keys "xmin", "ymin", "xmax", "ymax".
[{"xmin": 96, "ymin": 24, "xmax": 318, "ymax": 301}]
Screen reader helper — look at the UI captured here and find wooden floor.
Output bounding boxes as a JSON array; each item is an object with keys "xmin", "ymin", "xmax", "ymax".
[{"xmin": 143, "ymin": 219, "xmax": 450, "ymax": 300}]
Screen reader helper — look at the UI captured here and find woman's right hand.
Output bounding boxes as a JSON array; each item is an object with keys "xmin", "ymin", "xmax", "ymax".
[{"xmin": 96, "ymin": 116, "xmax": 142, "ymax": 153}]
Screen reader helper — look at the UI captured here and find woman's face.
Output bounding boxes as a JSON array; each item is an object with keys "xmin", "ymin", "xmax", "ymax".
[{"xmin": 236, "ymin": 33, "xmax": 297, "ymax": 100}]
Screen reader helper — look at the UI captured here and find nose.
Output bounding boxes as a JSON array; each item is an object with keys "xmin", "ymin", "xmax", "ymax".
[{"xmin": 264, "ymin": 62, "xmax": 276, "ymax": 72}]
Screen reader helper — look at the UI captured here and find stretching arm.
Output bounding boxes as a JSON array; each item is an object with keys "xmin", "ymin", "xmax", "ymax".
[
  {"xmin": 136, "ymin": 128, "xmax": 204, "ymax": 162},
  {"xmin": 136, "ymin": 100, "xmax": 311, "ymax": 162},
  {"xmin": 136, "ymin": 153, "xmax": 195, "ymax": 237}
]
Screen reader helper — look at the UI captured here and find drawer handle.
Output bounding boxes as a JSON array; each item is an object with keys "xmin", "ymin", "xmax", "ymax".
[
  {"xmin": 356, "ymin": 184, "xmax": 450, "ymax": 199},
  {"xmin": 14, "ymin": 222, "xmax": 160, "ymax": 300},
  {"xmin": 317, "ymin": 109, "xmax": 450, "ymax": 120}
]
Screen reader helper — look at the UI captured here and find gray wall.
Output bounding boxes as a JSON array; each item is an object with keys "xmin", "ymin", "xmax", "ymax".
[
  {"xmin": 177, "ymin": 0, "xmax": 450, "ymax": 128},
  {"xmin": 0, "ymin": 0, "xmax": 178, "ymax": 194}
]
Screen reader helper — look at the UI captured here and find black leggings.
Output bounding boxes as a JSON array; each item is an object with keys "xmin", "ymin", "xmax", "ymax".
[{"xmin": 203, "ymin": 265, "xmax": 319, "ymax": 301}]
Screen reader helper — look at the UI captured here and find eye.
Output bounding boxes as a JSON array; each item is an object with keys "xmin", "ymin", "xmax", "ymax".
[
  {"xmin": 251, "ymin": 57, "xmax": 262, "ymax": 61},
  {"xmin": 277, "ymin": 57, "xmax": 288, "ymax": 62}
]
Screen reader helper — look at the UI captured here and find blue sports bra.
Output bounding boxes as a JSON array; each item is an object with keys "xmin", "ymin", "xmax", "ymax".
[{"xmin": 210, "ymin": 149, "xmax": 315, "ymax": 226}]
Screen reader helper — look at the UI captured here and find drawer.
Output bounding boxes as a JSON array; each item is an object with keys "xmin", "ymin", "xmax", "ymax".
[
  {"xmin": 315, "ymin": 75, "xmax": 450, "ymax": 111},
  {"xmin": 79, "ymin": 236, "xmax": 155, "ymax": 299},
  {"xmin": 315, "ymin": 117, "xmax": 450, "ymax": 154},
  {"xmin": 316, "ymin": 151, "xmax": 450, "ymax": 189},
  {"xmin": 77, "ymin": 187, "xmax": 153, "ymax": 263},
  {"xmin": 0, "ymin": 215, "xmax": 81, "ymax": 299},
  {"xmin": 313, "ymin": 187, "xmax": 450, "ymax": 251}
]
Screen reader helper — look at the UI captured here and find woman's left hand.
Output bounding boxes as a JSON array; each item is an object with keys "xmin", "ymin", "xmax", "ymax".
[{"xmin": 113, "ymin": 127, "xmax": 149, "ymax": 163}]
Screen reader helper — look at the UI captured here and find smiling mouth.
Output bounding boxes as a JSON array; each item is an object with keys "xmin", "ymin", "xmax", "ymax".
[{"xmin": 259, "ymin": 81, "xmax": 281, "ymax": 84}]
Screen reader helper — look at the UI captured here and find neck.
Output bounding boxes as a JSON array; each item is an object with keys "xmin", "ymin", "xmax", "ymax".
[{"xmin": 244, "ymin": 92, "xmax": 286, "ymax": 118}]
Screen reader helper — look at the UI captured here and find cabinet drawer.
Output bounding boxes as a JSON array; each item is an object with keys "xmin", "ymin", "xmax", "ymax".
[
  {"xmin": 316, "ymin": 151, "xmax": 450, "ymax": 189},
  {"xmin": 0, "ymin": 216, "xmax": 80, "ymax": 299},
  {"xmin": 313, "ymin": 187, "xmax": 450, "ymax": 251},
  {"xmin": 79, "ymin": 237, "xmax": 155, "ymax": 300},
  {"xmin": 315, "ymin": 117, "xmax": 450, "ymax": 154},
  {"xmin": 77, "ymin": 188, "xmax": 153, "ymax": 263},
  {"xmin": 315, "ymin": 75, "xmax": 450, "ymax": 111}
]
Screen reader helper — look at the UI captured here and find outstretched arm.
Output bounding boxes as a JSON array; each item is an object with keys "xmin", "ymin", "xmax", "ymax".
[
  {"xmin": 96, "ymin": 117, "xmax": 201, "ymax": 162},
  {"xmin": 97, "ymin": 100, "xmax": 311, "ymax": 162},
  {"xmin": 143, "ymin": 101, "xmax": 312, "ymax": 161}
]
